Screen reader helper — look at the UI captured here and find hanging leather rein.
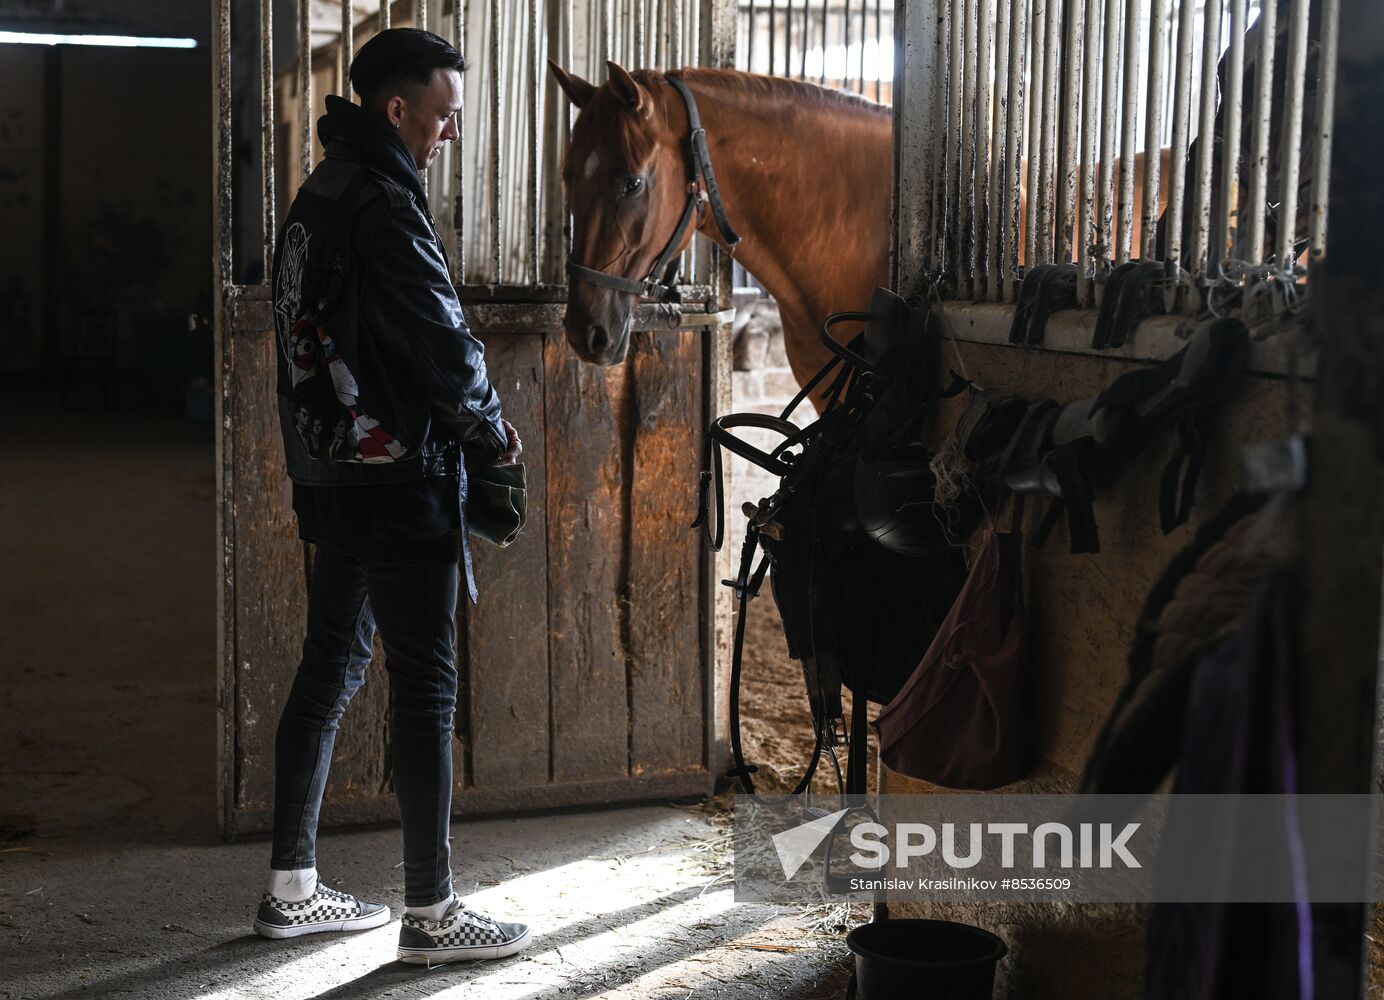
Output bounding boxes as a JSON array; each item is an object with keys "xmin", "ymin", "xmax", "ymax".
[{"xmin": 565, "ymin": 75, "xmax": 741, "ymax": 305}]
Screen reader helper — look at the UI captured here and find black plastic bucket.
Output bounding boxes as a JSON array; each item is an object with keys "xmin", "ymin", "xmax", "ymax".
[{"xmin": 846, "ymin": 919, "xmax": 1008, "ymax": 1000}]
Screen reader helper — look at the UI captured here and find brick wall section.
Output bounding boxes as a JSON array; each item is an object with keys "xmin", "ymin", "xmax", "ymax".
[{"xmin": 728, "ymin": 296, "xmax": 803, "ymax": 526}]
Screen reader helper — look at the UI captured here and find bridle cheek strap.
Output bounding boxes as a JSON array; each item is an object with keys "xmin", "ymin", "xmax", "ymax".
[{"xmin": 566, "ymin": 74, "xmax": 740, "ymax": 305}]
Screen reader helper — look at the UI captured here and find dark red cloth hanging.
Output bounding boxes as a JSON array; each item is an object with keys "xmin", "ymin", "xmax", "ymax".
[{"xmin": 872, "ymin": 505, "xmax": 1026, "ymax": 790}]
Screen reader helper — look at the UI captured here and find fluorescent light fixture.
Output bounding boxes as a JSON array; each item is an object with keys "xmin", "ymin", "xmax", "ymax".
[{"xmin": 0, "ymin": 31, "xmax": 197, "ymax": 49}]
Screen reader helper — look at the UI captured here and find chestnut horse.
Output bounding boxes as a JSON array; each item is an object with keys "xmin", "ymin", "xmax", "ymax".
[
  {"xmin": 550, "ymin": 62, "xmax": 1169, "ymax": 408},
  {"xmin": 550, "ymin": 63, "xmax": 888, "ymax": 403}
]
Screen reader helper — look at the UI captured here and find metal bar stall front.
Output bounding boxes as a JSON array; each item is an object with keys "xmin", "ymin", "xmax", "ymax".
[
  {"xmin": 602, "ymin": 0, "xmax": 613, "ymax": 67},
  {"xmin": 1024, "ymin": 0, "xmax": 1047, "ymax": 267},
  {"xmin": 874, "ymin": 0, "xmax": 884, "ymax": 100},
  {"xmin": 654, "ymin": 0, "xmax": 664, "ymax": 65},
  {"xmin": 1141, "ymin": 0, "xmax": 1169, "ymax": 260},
  {"xmin": 635, "ymin": 0, "xmax": 646, "ymax": 65},
  {"xmin": 856, "ymin": 0, "xmax": 866, "ymax": 93},
  {"xmin": 1004, "ymin": 0, "xmax": 1027, "ymax": 297},
  {"xmin": 896, "ymin": 0, "xmax": 1343, "ymax": 369},
  {"xmin": 769, "ymin": 0, "xmax": 777, "ymax": 74},
  {"xmin": 439, "ymin": 0, "xmax": 729, "ymax": 289},
  {"xmin": 1307, "ymin": 0, "xmax": 1340, "ymax": 260},
  {"xmin": 1216, "ymin": 0, "xmax": 1246, "ymax": 262},
  {"xmin": 844, "ymin": 0, "xmax": 853, "ymax": 90},
  {"xmin": 490, "ymin": 0, "xmax": 503, "ymax": 279},
  {"xmin": 744, "ymin": 1, "xmax": 896, "ymax": 96},
  {"xmin": 818, "ymin": 0, "xmax": 827, "ymax": 83},
  {"xmin": 1244, "ymin": 0, "xmax": 1277, "ymax": 262},
  {"xmin": 299, "ymin": 0, "xmax": 312, "ymax": 179},
  {"xmin": 1162, "ymin": 0, "xmax": 1198, "ymax": 274},
  {"xmin": 959, "ymin": 0, "xmax": 977, "ymax": 290},
  {"xmin": 675, "ymin": 0, "xmax": 684, "ymax": 67},
  {"xmin": 929, "ymin": 0, "xmax": 952, "ymax": 275},
  {"xmin": 747, "ymin": 0, "xmax": 755, "ymax": 69},
  {"xmin": 1077, "ymin": 0, "xmax": 1102, "ymax": 304},
  {"xmin": 211, "ymin": 0, "xmax": 236, "ymax": 838},
  {"xmin": 1098, "ymin": 0, "xmax": 1122, "ymax": 273},
  {"xmin": 1116, "ymin": 0, "xmax": 1142, "ymax": 262},
  {"xmin": 341, "ymin": 0, "xmax": 354, "ymax": 97},
  {"xmin": 973, "ymin": 0, "xmax": 994, "ymax": 298},
  {"xmin": 946, "ymin": 0, "xmax": 964, "ymax": 281},
  {"xmin": 528, "ymin": 0, "xmax": 541, "ymax": 285},
  {"xmin": 1276, "ymin": 0, "xmax": 1312, "ymax": 268},
  {"xmin": 791, "ymin": 0, "xmax": 800, "ymax": 78},
  {"xmin": 1057, "ymin": 0, "xmax": 1087, "ymax": 266},
  {"xmin": 987, "ymin": 0, "xmax": 1013, "ymax": 302},
  {"xmin": 260, "ymin": 0, "xmax": 276, "ymax": 273},
  {"xmin": 1189, "ymin": 0, "xmax": 1224, "ymax": 275},
  {"xmin": 894, "ymin": 0, "xmax": 947, "ymax": 291},
  {"xmin": 1037, "ymin": 0, "xmax": 1063, "ymax": 264},
  {"xmin": 453, "ymin": 0, "xmax": 466, "ymax": 282}
]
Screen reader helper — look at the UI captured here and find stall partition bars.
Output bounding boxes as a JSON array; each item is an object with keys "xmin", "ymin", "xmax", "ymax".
[
  {"xmin": 897, "ymin": 0, "xmax": 1336, "ymax": 337},
  {"xmin": 221, "ymin": 0, "xmax": 722, "ymax": 299},
  {"xmin": 448, "ymin": 0, "xmax": 717, "ymax": 289},
  {"xmin": 730, "ymin": 0, "xmax": 895, "ymax": 289},
  {"xmin": 736, "ymin": 0, "xmax": 897, "ymax": 104}
]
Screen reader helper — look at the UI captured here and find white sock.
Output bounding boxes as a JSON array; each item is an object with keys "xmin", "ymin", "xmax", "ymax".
[
  {"xmin": 405, "ymin": 892, "xmax": 456, "ymax": 922},
  {"xmin": 267, "ymin": 867, "xmax": 318, "ymax": 902}
]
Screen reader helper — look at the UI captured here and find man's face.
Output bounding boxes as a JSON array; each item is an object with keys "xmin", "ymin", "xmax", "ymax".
[{"xmin": 389, "ymin": 68, "xmax": 462, "ymax": 171}]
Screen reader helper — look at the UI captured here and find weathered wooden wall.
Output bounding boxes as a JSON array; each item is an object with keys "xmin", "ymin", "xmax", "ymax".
[
  {"xmin": 886, "ymin": 333, "xmax": 1304, "ymax": 999},
  {"xmin": 218, "ymin": 292, "xmax": 713, "ymax": 835}
]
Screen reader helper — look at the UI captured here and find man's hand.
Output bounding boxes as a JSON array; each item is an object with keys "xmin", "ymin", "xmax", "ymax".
[{"xmin": 499, "ymin": 418, "xmax": 523, "ymax": 465}]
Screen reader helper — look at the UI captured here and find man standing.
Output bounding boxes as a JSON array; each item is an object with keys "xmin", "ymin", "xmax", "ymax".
[{"xmin": 254, "ymin": 28, "xmax": 531, "ymax": 965}]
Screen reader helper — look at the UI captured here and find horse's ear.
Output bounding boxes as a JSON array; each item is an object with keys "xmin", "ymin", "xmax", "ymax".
[
  {"xmin": 606, "ymin": 60, "xmax": 645, "ymax": 113},
  {"xmin": 548, "ymin": 60, "xmax": 595, "ymax": 109}
]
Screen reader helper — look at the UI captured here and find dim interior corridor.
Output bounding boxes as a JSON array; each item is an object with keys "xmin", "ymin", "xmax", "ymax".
[{"xmin": 0, "ymin": 386, "xmax": 219, "ymax": 848}]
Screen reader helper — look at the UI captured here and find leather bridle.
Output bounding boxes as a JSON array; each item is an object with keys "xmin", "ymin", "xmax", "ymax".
[{"xmin": 565, "ymin": 75, "xmax": 741, "ymax": 305}]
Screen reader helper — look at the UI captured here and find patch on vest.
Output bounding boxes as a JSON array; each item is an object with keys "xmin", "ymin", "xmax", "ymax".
[
  {"xmin": 276, "ymin": 220, "xmax": 407, "ymax": 464},
  {"xmin": 274, "ymin": 222, "xmax": 310, "ymax": 349}
]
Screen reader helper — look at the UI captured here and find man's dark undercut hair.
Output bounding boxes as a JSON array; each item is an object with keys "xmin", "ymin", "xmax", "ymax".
[{"xmin": 350, "ymin": 28, "xmax": 466, "ymax": 108}]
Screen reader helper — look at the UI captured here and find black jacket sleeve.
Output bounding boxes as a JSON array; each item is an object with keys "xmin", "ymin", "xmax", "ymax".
[{"xmin": 361, "ymin": 197, "xmax": 507, "ymax": 463}]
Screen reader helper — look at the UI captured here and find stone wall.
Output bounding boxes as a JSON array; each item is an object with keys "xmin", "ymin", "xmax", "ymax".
[{"xmin": 728, "ymin": 294, "xmax": 803, "ymax": 523}]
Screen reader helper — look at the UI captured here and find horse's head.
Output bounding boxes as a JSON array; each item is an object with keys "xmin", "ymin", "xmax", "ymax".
[{"xmin": 550, "ymin": 61, "xmax": 695, "ymax": 366}]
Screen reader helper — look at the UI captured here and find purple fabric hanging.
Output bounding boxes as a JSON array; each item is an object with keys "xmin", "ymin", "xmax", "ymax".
[
  {"xmin": 1144, "ymin": 569, "xmax": 1312, "ymax": 1000},
  {"xmin": 872, "ymin": 507, "xmax": 1026, "ymax": 791}
]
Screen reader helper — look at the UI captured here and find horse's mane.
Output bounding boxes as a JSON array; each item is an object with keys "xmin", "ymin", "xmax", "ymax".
[
  {"xmin": 666, "ymin": 67, "xmax": 891, "ymax": 119},
  {"xmin": 563, "ymin": 66, "xmax": 887, "ymax": 179}
]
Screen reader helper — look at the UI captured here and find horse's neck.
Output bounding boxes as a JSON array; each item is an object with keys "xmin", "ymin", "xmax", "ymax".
[{"xmin": 686, "ymin": 79, "xmax": 892, "ymax": 388}]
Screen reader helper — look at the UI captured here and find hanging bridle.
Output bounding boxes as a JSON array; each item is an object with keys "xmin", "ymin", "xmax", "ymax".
[{"xmin": 565, "ymin": 75, "xmax": 741, "ymax": 305}]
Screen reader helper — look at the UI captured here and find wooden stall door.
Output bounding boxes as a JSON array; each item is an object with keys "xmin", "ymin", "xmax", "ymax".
[{"xmin": 215, "ymin": 290, "xmax": 716, "ymax": 836}]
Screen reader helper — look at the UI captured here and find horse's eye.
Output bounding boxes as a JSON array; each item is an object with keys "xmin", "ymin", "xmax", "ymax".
[{"xmin": 620, "ymin": 176, "xmax": 645, "ymax": 197}]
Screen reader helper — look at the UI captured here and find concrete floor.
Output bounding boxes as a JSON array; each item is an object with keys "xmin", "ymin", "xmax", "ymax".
[
  {"xmin": 0, "ymin": 394, "xmax": 854, "ymax": 1000},
  {"xmin": 1, "ymin": 806, "xmax": 854, "ymax": 1000}
]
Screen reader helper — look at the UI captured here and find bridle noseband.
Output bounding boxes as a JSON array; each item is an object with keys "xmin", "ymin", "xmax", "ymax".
[{"xmin": 566, "ymin": 75, "xmax": 741, "ymax": 305}]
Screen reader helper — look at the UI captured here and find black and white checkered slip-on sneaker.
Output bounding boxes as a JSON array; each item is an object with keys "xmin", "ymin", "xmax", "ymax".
[
  {"xmin": 253, "ymin": 883, "xmax": 391, "ymax": 939},
  {"xmin": 397, "ymin": 896, "xmax": 531, "ymax": 965}
]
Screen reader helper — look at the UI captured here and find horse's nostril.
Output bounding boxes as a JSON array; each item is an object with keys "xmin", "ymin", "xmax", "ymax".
[{"xmin": 588, "ymin": 325, "xmax": 610, "ymax": 355}]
